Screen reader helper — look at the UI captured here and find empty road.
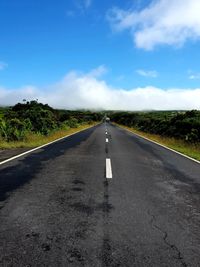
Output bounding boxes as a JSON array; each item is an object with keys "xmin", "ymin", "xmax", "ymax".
[{"xmin": 0, "ymin": 123, "xmax": 200, "ymax": 267}]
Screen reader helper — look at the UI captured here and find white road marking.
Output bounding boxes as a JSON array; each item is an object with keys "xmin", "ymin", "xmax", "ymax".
[
  {"xmin": 118, "ymin": 125, "xmax": 200, "ymax": 164},
  {"xmin": 105, "ymin": 131, "xmax": 108, "ymax": 135},
  {"xmin": 106, "ymin": 138, "xmax": 109, "ymax": 143},
  {"xmin": 0, "ymin": 124, "xmax": 98, "ymax": 166},
  {"xmin": 106, "ymin": 158, "xmax": 112, "ymax": 179}
]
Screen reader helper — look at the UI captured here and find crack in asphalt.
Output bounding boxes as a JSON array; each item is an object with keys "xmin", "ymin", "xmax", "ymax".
[{"xmin": 148, "ymin": 210, "xmax": 188, "ymax": 267}]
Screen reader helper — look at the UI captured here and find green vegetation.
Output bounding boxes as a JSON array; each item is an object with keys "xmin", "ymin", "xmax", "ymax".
[
  {"xmin": 0, "ymin": 100, "xmax": 103, "ymax": 148},
  {"xmin": 109, "ymin": 110, "xmax": 200, "ymax": 161},
  {"xmin": 2, "ymin": 103, "xmax": 199, "ymax": 160}
]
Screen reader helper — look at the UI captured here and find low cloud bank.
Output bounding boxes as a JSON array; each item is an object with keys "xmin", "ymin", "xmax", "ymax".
[{"xmin": 0, "ymin": 68, "xmax": 200, "ymax": 110}]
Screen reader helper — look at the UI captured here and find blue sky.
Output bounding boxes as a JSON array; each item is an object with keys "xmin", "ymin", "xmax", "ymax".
[{"xmin": 0, "ymin": 0, "xmax": 200, "ymax": 110}]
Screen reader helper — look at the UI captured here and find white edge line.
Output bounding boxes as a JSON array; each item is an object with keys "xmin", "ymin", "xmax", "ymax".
[
  {"xmin": 0, "ymin": 124, "xmax": 98, "ymax": 166},
  {"xmin": 116, "ymin": 124, "xmax": 200, "ymax": 164},
  {"xmin": 106, "ymin": 138, "xmax": 109, "ymax": 143},
  {"xmin": 106, "ymin": 158, "xmax": 112, "ymax": 179}
]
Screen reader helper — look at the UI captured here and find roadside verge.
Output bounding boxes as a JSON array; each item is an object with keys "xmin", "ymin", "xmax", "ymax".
[
  {"xmin": 115, "ymin": 123, "xmax": 200, "ymax": 164},
  {"xmin": 0, "ymin": 123, "xmax": 98, "ymax": 165}
]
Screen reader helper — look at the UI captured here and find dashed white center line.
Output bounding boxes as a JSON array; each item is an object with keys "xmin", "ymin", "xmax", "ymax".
[
  {"xmin": 106, "ymin": 158, "xmax": 112, "ymax": 179},
  {"xmin": 105, "ymin": 131, "xmax": 108, "ymax": 135},
  {"xmin": 106, "ymin": 138, "xmax": 109, "ymax": 143}
]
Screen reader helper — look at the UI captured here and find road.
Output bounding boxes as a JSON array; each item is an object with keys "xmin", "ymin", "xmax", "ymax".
[{"xmin": 0, "ymin": 123, "xmax": 200, "ymax": 267}]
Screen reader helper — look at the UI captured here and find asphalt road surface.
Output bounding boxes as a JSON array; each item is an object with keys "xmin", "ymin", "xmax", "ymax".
[{"xmin": 0, "ymin": 123, "xmax": 200, "ymax": 267}]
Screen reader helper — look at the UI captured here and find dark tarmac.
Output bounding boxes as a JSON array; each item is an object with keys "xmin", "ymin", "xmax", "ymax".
[{"xmin": 0, "ymin": 123, "xmax": 200, "ymax": 266}]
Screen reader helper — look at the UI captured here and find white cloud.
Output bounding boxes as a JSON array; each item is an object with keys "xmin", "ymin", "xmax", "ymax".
[
  {"xmin": 0, "ymin": 66, "xmax": 200, "ymax": 110},
  {"xmin": 189, "ymin": 72, "xmax": 200, "ymax": 80},
  {"xmin": 107, "ymin": 0, "xmax": 200, "ymax": 50},
  {"xmin": 136, "ymin": 69, "xmax": 158, "ymax": 78},
  {"xmin": 0, "ymin": 61, "xmax": 8, "ymax": 71},
  {"xmin": 87, "ymin": 65, "xmax": 108, "ymax": 78},
  {"xmin": 75, "ymin": 0, "xmax": 92, "ymax": 11}
]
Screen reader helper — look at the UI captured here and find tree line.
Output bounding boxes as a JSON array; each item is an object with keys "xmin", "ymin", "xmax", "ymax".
[
  {"xmin": 0, "ymin": 100, "xmax": 103, "ymax": 142},
  {"xmin": 110, "ymin": 110, "xmax": 200, "ymax": 143}
]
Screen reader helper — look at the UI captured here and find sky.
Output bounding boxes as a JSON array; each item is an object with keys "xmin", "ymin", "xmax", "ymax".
[{"xmin": 0, "ymin": 0, "xmax": 200, "ymax": 110}]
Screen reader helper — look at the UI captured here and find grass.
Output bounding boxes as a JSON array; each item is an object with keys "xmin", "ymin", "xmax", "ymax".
[
  {"xmin": 0, "ymin": 122, "xmax": 97, "ymax": 149},
  {"xmin": 116, "ymin": 123, "xmax": 200, "ymax": 161}
]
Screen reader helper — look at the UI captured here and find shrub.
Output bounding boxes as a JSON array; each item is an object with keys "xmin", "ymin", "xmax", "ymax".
[
  {"xmin": 64, "ymin": 118, "xmax": 78, "ymax": 128},
  {"xmin": 0, "ymin": 118, "xmax": 7, "ymax": 140},
  {"xmin": 110, "ymin": 110, "xmax": 200, "ymax": 143},
  {"xmin": 186, "ymin": 129, "xmax": 199, "ymax": 143},
  {"xmin": 0, "ymin": 100, "xmax": 103, "ymax": 143},
  {"xmin": 6, "ymin": 118, "xmax": 27, "ymax": 141}
]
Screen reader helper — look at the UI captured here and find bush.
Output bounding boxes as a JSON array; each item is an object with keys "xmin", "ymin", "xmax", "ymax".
[
  {"xmin": 0, "ymin": 118, "xmax": 7, "ymax": 140},
  {"xmin": 186, "ymin": 129, "xmax": 199, "ymax": 143},
  {"xmin": 0, "ymin": 100, "xmax": 103, "ymax": 143},
  {"xmin": 6, "ymin": 118, "xmax": 27, "ymax": 141},
  {"xmin": 5, "ymin": 101, "xmax": 59, "ymax": 136},
  {"xmin": 63, "ymin": 118, "xmax": 78, "ymax": 128},
  {"xmin": 110, "ymin": 110, "xmax": 200, "ymax": 143}
]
